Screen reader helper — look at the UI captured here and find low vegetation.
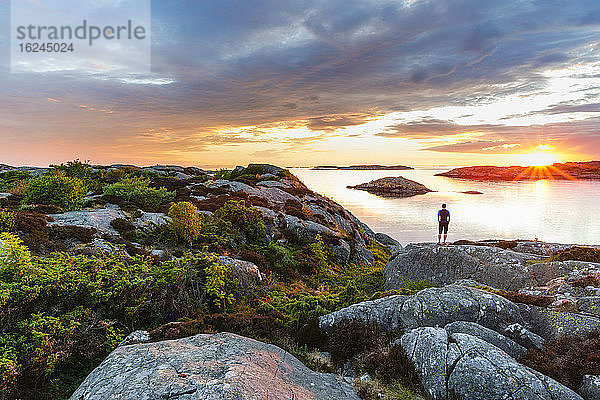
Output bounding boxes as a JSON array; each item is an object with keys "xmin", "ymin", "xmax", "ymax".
[{"xmin": 0, "ymin": 161, "xmax": 428, "ymax": 400}]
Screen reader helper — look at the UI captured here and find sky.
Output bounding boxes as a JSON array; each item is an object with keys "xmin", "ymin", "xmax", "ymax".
[{"xmin": 1, "ymin": 0, "xmax": 599, "ymax": 168}]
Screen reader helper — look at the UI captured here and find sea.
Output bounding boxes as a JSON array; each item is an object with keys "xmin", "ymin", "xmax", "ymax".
[{"xmin": 290, "ymin": 167, "xmax": 600, "ymax": 246}]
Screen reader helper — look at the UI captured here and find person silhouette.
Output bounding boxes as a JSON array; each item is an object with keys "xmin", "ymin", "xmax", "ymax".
[{"xmin": 437, "ymin": 203, "xmax": 450, "ymax": 244}]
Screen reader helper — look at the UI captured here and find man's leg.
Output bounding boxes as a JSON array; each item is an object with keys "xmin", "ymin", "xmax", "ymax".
[
  {"xmin": 443, "ymin": 233, "xmax": 447, "ymax": 244},
  {"xmin": 437, "ymin": 234, "xmax": 441, "ymax": 244}
]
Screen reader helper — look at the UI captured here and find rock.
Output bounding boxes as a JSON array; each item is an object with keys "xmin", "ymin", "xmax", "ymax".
[
  {"xmin": 502, "ymin": 323, "xmax": 546, "ymax": 351},
  {"xmin": 399, "ymin": 327, "xmax": 583, "ymax": 400},
  {"xmin": 118, "ymin": 330, "xmax": 150, "ymax": 347},
  {"xmin": 519, "ymin": 304, "xmax": 600, "ymax": 340},
  {"xmin": 218, "ymin": 256, "xmax": 263, "ymax": 287},
  {"xmin": 374, "ymin": 232, "xmax": 402, "ymax": 253},
  {"xmin": 319, "ymin": 285, "xmax": 525, "ymax": 338},
  {"xmin": 330, "ymin": 239, "xmax": 352, "ymax": 265},
  {"xmin": 47, "ymin": 204, "xmax": 126, "ymax": 237},
  {"xmin": 150, "ymin": 249, "xmax": 166, "ymax": 258},
  {"xmin": 347, "ymin": 176, "xmax": 432, "ymax": 197},
  {"xmin": 135, "ymin": 211, "xmax": 171, "ymax": 228},
  {"xmin": 579, "ymin": 375, "xmax": 600, "ymax": 400},
  {"xmin": 444, "ymin": 321, "xmax": 526, "ymax": 359},
  {"xmin": 460, "ymin": 190, "xmax": 483, "ymax": 195},
  {"xmin": 247, "ymin": 163, "xmax": 285, "ymax": 175},
  {"xmin": 257, "ymin": 180, "xmax": 292, "ymax": 188},
  {"xmin": 384, "ymin": 243, "xmax": 540, "ymax": 291},
  {"xmin": 0, "ymin": 193, "xmax": 11, "ymax": 200},
  {"xmin": 436, "ymin": 161, "xmax": 600, "ymax": 181},
  {"xmin": 282, "ymin": 214, "xmax": 340, "ymax": 241},
  {"xmin": 312, "ymin": 165, "xmax": 413, "ymax": 170},
  {"xmin": 577, "ymin": 296, "xmax": 600, "ymax": 317},
  {"xmin": 70, "ymin": 332, "xmax": 359, "ymax": 400}
]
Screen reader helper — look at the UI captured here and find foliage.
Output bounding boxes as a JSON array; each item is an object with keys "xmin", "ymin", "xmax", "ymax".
[
  {"xmin": 213, "ymin": 169, "xmax": 231, "ymax": 180},
  {"xmin": 203, "ymin": 256, "xmax": 236, "ymax": 312},
  {"xmin": 50, "ymin": 160, "xmax": 101, "ymax": 192},
  {"xmin": 214, "ymin": 200, "xmax": 267, "ymax": 244},
  {"xmin": 22, "ymin": 172, "xmax": 86, "ymax": 211},
  {"xmin": 0, "ymin": 171, "xmax": 31, "ymax": 194},
  {"xmin": 103, "ymin": 176, "xmax": 175, "ymax": 208},
  {"xmin": 551, "ymin": 246, "xmax": 600, "ymax": 263},
  {"xmin": 0, "ymin": 233, "xmax": 231, "ymax": 399},
  {"xmin": 168, "ymin": 202, "xmax": 202, "ymax": 244},
  {"xmin": 519, "ymin": 330, "xmax": 600, "ymax": 389},
  {"xmin": 0, "ymin": 210, "xmax": 15, "ymax": 233}
]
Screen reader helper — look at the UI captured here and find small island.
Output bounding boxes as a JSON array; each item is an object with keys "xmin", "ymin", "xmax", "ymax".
[
  {"xmin": 436, "ymin": 161, "xmax": 600, "ymax": 181},
  {"xmin": 347, "ymin": 176, "xmax": 433, "ymax": 197},
  {"xmin": 312, "ymin": 164, "xmax": 413, "ymax": 170}
]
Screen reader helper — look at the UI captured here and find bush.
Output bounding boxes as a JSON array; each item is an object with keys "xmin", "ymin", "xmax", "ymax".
[
  {"xmin": 0, "ymin": 234, "xmax": 222, "ymax": 399},
  {"xmin": 0, "ymin": 210, "xmax": 15, "ymax": 232},
  {"xmin": 168, "ymin": 202, "xmax": 202, "ymax": 244},
  {"xmin": 213, "ymin": 169, "xmax": 231, "ymax": 180},
  {"xmin": 520, "ymin": 331, "xmax": 600, "ymax": 389},
  {"xmin": 22, "ymin": 172, "xmax": 86, "ymax": 210},
  {"xmin": 203, "ymin": 255, "xmax": 236, "ymax": 312},
  {"xmin": 103, "ymin": 177, "xmax": 175, "ymax": 208},
  {"xmin": 551, "ymin": 246, "xmax": 600, "ymax": 263},
  {"xmin": 0, "ymin": 171, "xmax": 31, "ymax": 194},
  {"xmin": 50, "ymin": 160, "xmax": 101, "ymax": 192}
]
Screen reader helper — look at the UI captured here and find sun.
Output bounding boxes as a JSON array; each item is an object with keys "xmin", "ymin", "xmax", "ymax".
[
  {"xmin": 518, "ymin": 144, "xmax": 560, "ymax": 167},
  {"xmin": 525, "ymin": 151, "xmax": 558, "ymax": 166}
]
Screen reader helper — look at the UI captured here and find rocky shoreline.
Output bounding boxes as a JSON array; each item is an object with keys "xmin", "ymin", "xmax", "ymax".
[
  {"xmin": 1, "ymin": 162, "xmax": 599, "ymax": 400},
  {"xmin": 312, "ymin": 165, "xmax": 413, "ymax": 170},
  {"xmin": 436, "ymin": 161, "xmax": 600, "ymax": 181}
]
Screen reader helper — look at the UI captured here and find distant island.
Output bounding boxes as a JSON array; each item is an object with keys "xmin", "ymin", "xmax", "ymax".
[
  {"xmin": 312, "ymin": 164, "xmax": 413, "ymax": 170},
  {"xmin": 347, "ymin": 176, "xmax": 432, "ymax": 197},
  {"xmin": 436, "ymin": 161, "xmax": 600, "ymax": 181}
]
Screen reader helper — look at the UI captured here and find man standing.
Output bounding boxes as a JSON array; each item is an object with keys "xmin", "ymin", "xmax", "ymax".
[{"xmin": 438, "ymin": 203, "xmax": 450, "ymax": 244}]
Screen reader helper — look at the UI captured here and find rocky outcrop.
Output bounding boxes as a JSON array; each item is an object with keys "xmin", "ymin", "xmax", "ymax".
[
  {"xmin": 319, "ymin": 285, "xmax": 534, "ymax": 346},
  {"xmin": 47, "ymin": 204, "xmax": 126, "ymax": 237},
  {"xmin": 347, "ymin": 176, "xmax": 432, "ymax": 198},
  {"xmin": 399, "ymin": 327, "xmax": 582, "ymax": 400},
  {"xmin": 70, "ymin": 332, "xmax": 359, "ymax": 400},
  {"xmin": 384, "ymin": 243, "xmax": 540, "ymax": 291},
  {"xmin": 436, "ymin": 161, "xmax": 600, "ymax": 181}
]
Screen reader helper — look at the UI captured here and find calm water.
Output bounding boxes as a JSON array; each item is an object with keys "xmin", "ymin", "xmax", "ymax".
[{"xmin": 290, "ymin": 168, "xmax": 600, "ymax": 246}]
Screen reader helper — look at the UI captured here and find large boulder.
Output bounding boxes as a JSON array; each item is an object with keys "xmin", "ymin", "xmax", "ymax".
[
  {"xmin": 399, "ymin": 327, "xmax": 583, "ymax": 400},
  {"xmin": 70, "ymin": 332, "xmax": 359, "ymax": 400},
  {"xmin": 385, "ymin": 243, "xmax": 542, "ymax": 291},
  {"xmin": 47, "ymin": 204, "xmax": 126, "ymax": 237},
  {"xmin": 518, "ymin": 304, "xmax": 600, "ymax": 341},
  {"xmin": 320, "ymin": 285, "xmax": 528, "ymax": 341}
]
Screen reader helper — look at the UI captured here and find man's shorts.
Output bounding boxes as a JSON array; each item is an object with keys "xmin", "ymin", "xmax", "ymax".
[{"xmin": 439, "ymin": 222, "xmax": 449, "ymax": 234}]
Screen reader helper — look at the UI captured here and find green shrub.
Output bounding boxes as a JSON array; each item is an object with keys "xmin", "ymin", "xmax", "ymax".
[
  {"xmin": 214, "ymin": 200, "xmax": 267, "ymax": 243},
  {"xmin": 22, "ymin": 172, "xmax": 86, "ymax": 210},
  {"xmin": 0, "ymin": 234, "xmax": 223, "ymax": 399},
  {"xmin": 0, "ymin": 210, "xmax": 15, "ymax": 232},
  {"xmin": 169, "ymin": 202, "xmax": 202, "ymax": 244},
  {"xmin": 103, "ymin": 177, "xmax": 175, "ymax": 207},
  {"xmin": 50, "ymin": 160, "xmax": 101, "ymax": 192},
  {"xmin": 203, "ymin": 256, "xmax": 236, "ymax": 312},
  {"xmin": 213, "ymin": 169, "xmax": 231, "ymax": 180},
  {"xmin": 0, "ymin": 170, "xmax": 31, "ymax": 193}
]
